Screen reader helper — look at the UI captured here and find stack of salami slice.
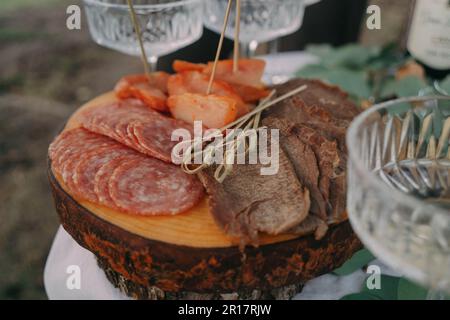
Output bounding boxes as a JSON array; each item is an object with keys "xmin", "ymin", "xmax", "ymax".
[{"xmin": 49, "ymin": 100, "xmax": 204, "ymax": 216}]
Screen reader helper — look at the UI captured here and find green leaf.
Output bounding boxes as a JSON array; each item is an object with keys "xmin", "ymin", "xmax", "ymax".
[
  {"xmin": 379, "ymin": 77, "xmax": 397, "ymax": 98},
  {"xmin": 325, "ymin": 69, "xmax": 371, "ymax": 98},
  {"xmin": 333, "ymin": 249, "xmax": 375, "ymax": 276},
  {"xmin": 305, "ymin": 44, "xmax": 333, "ymax": 60},
  {"xmin": 305, "ymin": 44, "xmax": 381, "ymax": 70},
  {"xmin": 321, "ymin": 44, "xmax": 381, "ymax": 70},
  {"xmin": 295, "ymin": 64, "xmax": 329, "ymax": 79},
  {"xmin": 386, "ymin": 102, "xmax": 414, "ymax": 116},
  {"xmin": 397, "ymin": 279, "xmax": 428, "ymax": 300},
  {"xmin": 392, "ymin": 76, "xmax": 428, "ymax": 97},
  {"xmin": 362, "ymin": 275, "xmax": 400, "ymax": 300},
  {"xmin": 367, "ymin": 46, "xmax": 406, "ymax": 71},
  {"xmin": 341, "ymin": 292, "xmax": 381, "ymax": 300},
  {"xmin": 297, "ymin": 66, "xmax": 371, "ymax": 99}
]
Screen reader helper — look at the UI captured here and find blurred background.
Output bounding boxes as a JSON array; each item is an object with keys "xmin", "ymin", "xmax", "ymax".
[{"xmin": 0, "ymin": 0, "xmax": 415, "ymax": 299}]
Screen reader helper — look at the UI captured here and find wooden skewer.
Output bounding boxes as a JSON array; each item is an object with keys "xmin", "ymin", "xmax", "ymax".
[
  {"xmin": 127, "ymin": 0, "xmax": 151, "ymax": 79},
  {"xmin": 220, "ymin": 85, "xmax": 307, "ymax": 131},
  {"xmin": 233, "ymin": 0, "xmax": 241, "ymax": 73},
  {"xmin": 206, "ymin": 0, "xmax": 233, "ymax": 94}
]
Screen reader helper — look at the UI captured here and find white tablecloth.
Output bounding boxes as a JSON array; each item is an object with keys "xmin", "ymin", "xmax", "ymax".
[{"xmin": 44, "ymin": 226, "xmax": 400, "ymax": 300}]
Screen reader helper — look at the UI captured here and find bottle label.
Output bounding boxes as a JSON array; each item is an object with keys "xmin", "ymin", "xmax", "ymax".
[{"xmin": 407, "ymin": 0, "xmax": 450, "ymax": 70}]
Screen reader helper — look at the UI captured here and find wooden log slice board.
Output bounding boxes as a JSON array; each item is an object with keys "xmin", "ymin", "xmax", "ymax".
[{"xmin": 48, "ymin": 92, "xmax": 362, "ymax": 299}]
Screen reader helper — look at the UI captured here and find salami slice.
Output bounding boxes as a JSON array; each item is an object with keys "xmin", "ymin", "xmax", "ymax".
[
  {"xmin": 72, "ymin": 145, "xmax": 134, "ymax": 202},
  {"xmin": 49, "ymin": 128, "xmax": 99, "ymax": 171},
  {"xmin": 61, "ymin": 151, "xmax": 90, "ymax": 192},
  {"xmin": 50, "ymin": 129, "xmax": 109, "ymax": 178},
  {"xmin": 116, "ymin": 119, "xmax": 149, "ymax": 155},
  {"xmin": 125, "ymin": 120, "xmax": 149, "ymax": 155},
  {"xmin": 80, "ymin": 100, "xmax": 193, "ymax": 163},
  {"xmin": 81, "ymin": 102, "xmax": 149, "ymax": 145},
  {"xmin": 94, "ymin": 153, "xmax": 142, "ymax": 208},
  {"xmin": 109, "ymin": 157, "xmax": 204, "ymax": 215},
  {"xmin": 59, "ymin": 137, "xmax": 115, "ymax": 181},
  {"xmin": 130, "ymin": 118, "xmax": 192, "ymax": 163},
  {"xmin": 50, "ymin": 130, "xmax": 117, "ymax": 197}
]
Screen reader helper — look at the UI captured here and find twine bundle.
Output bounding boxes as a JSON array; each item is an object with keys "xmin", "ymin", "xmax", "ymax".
[{"xmin": 181, "ymin": 85, "xmax": 308, "ymax": 182}]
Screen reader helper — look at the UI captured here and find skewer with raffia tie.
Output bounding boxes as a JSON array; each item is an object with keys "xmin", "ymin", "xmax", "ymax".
[
  {"xmin": 127, "ymin": 0, "xmax": 151, "ymax": 80},
  {"xmin": 207, "ymin": 0, "xmax": 233, "ymax": 94},
  {"xmin": 233, "ymin": 0, "xmax": 241, "ymax": 73},
  {"xmin": 207, "ymin": 0, "xmax": 241, "ymax": 94},
  {"xmin": 182, "ymin": 85, "xmax": 308, "ymax": 182}
]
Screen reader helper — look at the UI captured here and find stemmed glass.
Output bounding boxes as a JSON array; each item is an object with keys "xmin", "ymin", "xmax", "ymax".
[
  {"xmin": 204, "ymin": 0, "xmax": 306, "ymax": 57},
  {"xmin": 83, "ymin": 0, "xmax": 204, "ymax": 71},
  {"xmin": 347, "ymin": 96, "xmax": 450, "ymax": 299}
]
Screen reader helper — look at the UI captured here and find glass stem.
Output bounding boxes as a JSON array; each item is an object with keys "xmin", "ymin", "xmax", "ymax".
[
  {"xmin": 268, "ymin": 38, "xmax": 279, "ymax": 54},
  {"xmin": 241, "ymin": 40, "xmax": 259, "ymax": 58},
  {"xmin": 148, "ymin": 56, "xmax": 158, "ymax": 72}
]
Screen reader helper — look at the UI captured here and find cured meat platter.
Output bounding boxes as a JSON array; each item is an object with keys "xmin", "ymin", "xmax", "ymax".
[{"xmin": 48, "ymin": 59, "xmax": 362, "ymax": 299}]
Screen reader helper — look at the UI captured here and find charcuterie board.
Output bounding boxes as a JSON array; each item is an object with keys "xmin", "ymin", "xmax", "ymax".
[{"xmin": 48, "ymin": 91, "xmax": 362, "ymax": 299}]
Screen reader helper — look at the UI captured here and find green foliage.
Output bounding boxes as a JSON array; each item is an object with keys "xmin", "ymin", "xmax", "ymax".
[
  {"xmin": 397, "ymin": 279, "xmax": 428, "ymax": 300},
  {"xmin": 341, "ymin": 276, "xmax": 431, "ymax": 301},
  {"xmin": 341, "ymin": 292, "xmax": 381, "ymax": 300},
  {"xmin": 333, "ymin": 249, "xmax": 375, "ymax": 276},
  {"xmin": 342, "ymin": 275, "xmax": 403, "ymax": 300},
  {"xmin": 296, "ymin": 43, "xmax": 438, "ymax": 104},
  {"xmin": 391, "ymin": 76, "xmax": 428, "ymax": 97},
  {"xmin": 361, "ymin": 275, "xmax": 401, "ymax": 300},
  {"xmin": 334, "ymin": 249, "xmax": 449, "ymax": 300},
  {"xmin": 297, "ymin": 66, "xmax": 370, "ymax": 98},
  {"xmin": 305, "ymin": 44, "xmax": 382, "ymax": 69}
]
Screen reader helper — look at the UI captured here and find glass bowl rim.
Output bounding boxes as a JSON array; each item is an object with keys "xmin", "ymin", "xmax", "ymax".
[
  {"xmin": 346, "ymin": 95, "xmax": 450, "ymax": 216},
  {"xmin": 82, "ymin": 0, "xmax": 203, "ymax": 10}
]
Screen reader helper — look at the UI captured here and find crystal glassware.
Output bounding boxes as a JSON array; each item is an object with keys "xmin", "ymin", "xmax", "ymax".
[
  {"xmin": 204, "ymin": 0, "xmax": 305, "ymax": 57},
  {"xmin": 347, "ymin": 96, "xmax": 450, "ymax": 298},
  {"xmin": 83, "ymin": 0, "xmax": 204, "ymax": 71}
]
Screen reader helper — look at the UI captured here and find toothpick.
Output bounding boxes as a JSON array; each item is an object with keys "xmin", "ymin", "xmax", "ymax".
[
  {"xmin": 233, "ymin": 0, "xmax": 241, "ymax": 73},
  {"xmin": 220, "ymin": 85, "xmax": 308, "ymax": 131},
  {"xmin": 127, "ymin": 0, "xmax": 151, "ymax": 79},
  {"xmin": 207, "ymin": 0, "xmax": 233, "ymax": 94}
]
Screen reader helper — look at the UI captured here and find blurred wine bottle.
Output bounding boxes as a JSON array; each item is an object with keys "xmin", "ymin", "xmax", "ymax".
[{"xmin": 406, "ymin": 0, "xmax": 450, "ymax": 79}]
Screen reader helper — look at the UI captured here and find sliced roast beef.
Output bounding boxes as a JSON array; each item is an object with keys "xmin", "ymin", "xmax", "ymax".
[
  {"xmin": 328, "ymin": 174, "xmax": 347, "ymax": 223},
  {"xmin": 264, "ymin": 78, "xmax": 359, "ymax": 222},
  {"xmin": 197, "ymin": 146, "xmax": 310, "ymax": 245},
  {"xmin": 262, "ymin": 116, "xmax": 327, "ymax": 220},
  {"xmin": 197, "ymin": 78, "xmax": 358, "ymax": 244},
  {"xmin": 273, "ymin": 78, "xmax": 360, "ymax": 121},
  {"xmin": 265, "ymin": 79, "xmax": 360, "ymax": 150},
  {"xmin": 262, "ymin": 115, "xmax": 343, "ymax": 219},
  {"xmin": 294, "ymin": 124, "xmax": 341, "ymax": 208},
  {"xmin": 288, "ymin": 215, "xmax": 329, "ymax": 240}
]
